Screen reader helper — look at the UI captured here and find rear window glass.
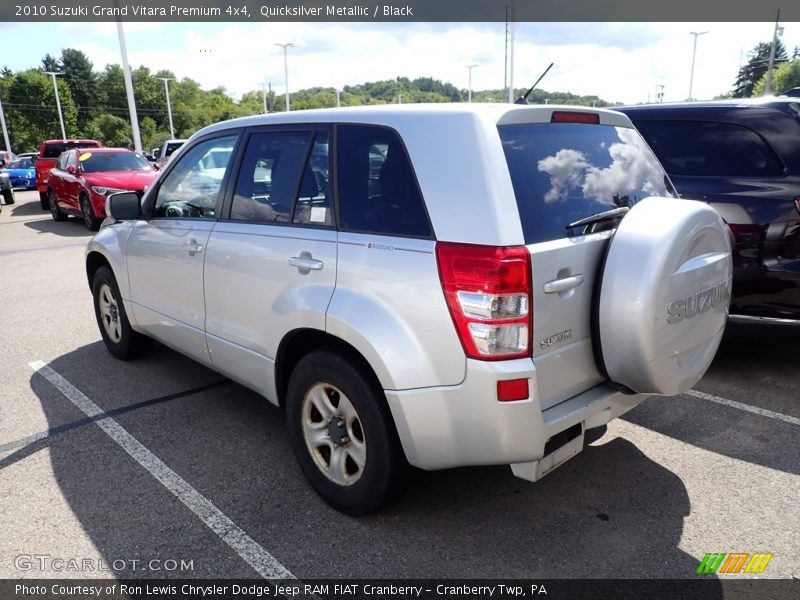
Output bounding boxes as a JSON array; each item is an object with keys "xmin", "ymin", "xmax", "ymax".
[
  {"xmin": 42, "ymin": 142, "xmax": 100, "ymax": 159},
  {"xmin": 337, "ymin": 124, "xmax": 431, "ymax": 238},
  {"xmin": 632, "ymin": 120, "xmax": 785, "ymax": 177},
  {"xmin": 499, "ymin": 123, "xmax": 674, "ymax": 244}
]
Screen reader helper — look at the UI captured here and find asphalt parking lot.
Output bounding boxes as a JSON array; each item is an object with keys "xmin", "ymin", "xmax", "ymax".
[{"xmin": 1, "ymin": 189, "xmax": 798, "ymax": 582}]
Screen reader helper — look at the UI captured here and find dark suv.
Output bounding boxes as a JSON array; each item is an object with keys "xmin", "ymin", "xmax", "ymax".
[{"xmin": 618, "ymin": 99, "xmax": 800, "ymax": 324}]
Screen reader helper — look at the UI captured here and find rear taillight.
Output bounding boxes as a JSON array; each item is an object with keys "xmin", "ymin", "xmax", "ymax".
[
  {"xmin": 550, "ymin": 111, "xmax": 600, "ymax": 124},
  {"xmin": 436, "ymin": 242, "xmax": 532, "ymax": 361}
]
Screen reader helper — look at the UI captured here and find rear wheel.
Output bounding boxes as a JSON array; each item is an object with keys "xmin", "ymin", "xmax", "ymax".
[
  {"xmin": 92, "ymin": 266, "xmax": 152, "ymax": 360},
  {"xmin": 286, "ymin": 349, "xmax": 408, "ymax": 515},
  {"xmin": 3, "ymin": 189, "xmax": 14, "ymax": 205},
  {"xmin": 49, "ymin": 189, "xmax": 66, "ymax": 222},
  {"xmin": 39, "ymin": 191, "xmax": 49, "ymax": 210},
  {"xmin": 81, "ymin": 194, "xmax": 102, "ymax": 231}
]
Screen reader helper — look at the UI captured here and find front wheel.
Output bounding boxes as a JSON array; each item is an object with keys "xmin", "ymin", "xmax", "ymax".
[
  {"xmin": 81, "ymin": 194, "xmax": 102, "ymax": 231},
  {"xmin": 92, "ymin": 266, "xmax": 152, "ymax": 360},
  {"xmin": 286, "ymin": 349, "xmax": 408, "ymax": 515}
]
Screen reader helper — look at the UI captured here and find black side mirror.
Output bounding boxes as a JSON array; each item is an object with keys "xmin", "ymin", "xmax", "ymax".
[{"xmin": 106, "ymin": 191, "xmax": 141, "ymax": 222}]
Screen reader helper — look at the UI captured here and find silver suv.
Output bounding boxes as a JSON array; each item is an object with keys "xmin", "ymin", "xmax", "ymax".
[{"xmin": 86, "ymin": 104, "xmax": 733, "ymax": 515}]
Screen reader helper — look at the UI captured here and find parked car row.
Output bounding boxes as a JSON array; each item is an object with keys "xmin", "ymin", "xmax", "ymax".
[{"xmin": 10, "ymin": 97, "xmax": 796, "ymax": 515}]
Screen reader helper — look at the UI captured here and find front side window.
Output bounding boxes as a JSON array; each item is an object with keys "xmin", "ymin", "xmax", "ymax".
[
  {"xmin": 632, "ymin": 119, "xmax": 785, "ymax": 177},
  {"xmin": 337, "ymin": 125, "xmax": 431, "ymax": 238},
  {"xmin": 500, "ymin": 123, "xmax": 674, "ymax": 244},
  {"xmin": 154, "ymin": 135, "xmax": 236, "ymax": 219}
]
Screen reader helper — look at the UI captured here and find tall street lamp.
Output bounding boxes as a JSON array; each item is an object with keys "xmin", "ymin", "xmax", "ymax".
[
  {"xmin": 157, "ymin": 77, "xmax": 175, "ymax": 138},
  {"xmin": 466, "ymin": 64, "xmax": 478, "ymax": 103},
  {"xmin": 44, "ymin": 71, "xmax": 67, "ymax": 139},
  {"xmin": 688, "ymin": 31, "xmax": 709, "ymax": 101},
  {"xmin": 275, "ymin": 42, "xmax": 295, "ymax": 111}
]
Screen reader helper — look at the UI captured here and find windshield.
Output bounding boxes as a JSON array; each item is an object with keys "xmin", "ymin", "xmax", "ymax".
[
  {"xmin": 80, "ymin": 152, "xmax": 152, "ymax": 173},
  {"xmin": 8, "ymin": 158, "xmax": 34, "ymax": 169},
  {"xmin": 499, "ymin": 123, "xmax": 676, "ymax": 244}
]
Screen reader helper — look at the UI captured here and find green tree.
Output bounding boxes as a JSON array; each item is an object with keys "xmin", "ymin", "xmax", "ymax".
[
  {"xmin": 5, "ymin": 69, "xmax": 78, "ymax": 149},
  {"xmin": 60, "ymin": 48, "xmax": 98, "ymax": 132},
  {"xmin": 84, "ymin": 113, "xmax": 132, "ymax": 147},
  {"xmin": 733, "ymin": 40, "xmax": 789, "ymax": 98},
  {"xmin": 752, "ymin": 59, "xmax": 800, "ymax": 95}
]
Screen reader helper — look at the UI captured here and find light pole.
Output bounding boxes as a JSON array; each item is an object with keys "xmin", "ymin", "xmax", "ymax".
[
  {"xmin": 44, "ymin": 71, "xmax": 67, "ymax": 139},
  {"xmin": 275, "ymin": 42, "xmax": 295, "ymax": 111},
  {"xmin": 764, "ymin": 10, "xmax": 783, "ymax": 96},
  {"xmin": 466, "ymin": 64, "xmax": 478, "ymax": 102},
  {"xmin": 116, "ymin": 18, "xmax": 142, "ymax": 152},
  {"xmin": 157, "ymin": 77, "xmax": 175, "ymax": 138},
  {"xmin": 688, "ymin": 31, "xmax": 709, "ymax": 101},
  {"xmin": 334, "ymin": 88, "xmax": 341, "ymax": 107}
]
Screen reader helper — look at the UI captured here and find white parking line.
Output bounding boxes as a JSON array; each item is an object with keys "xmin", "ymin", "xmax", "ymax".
[
  {"xmin": 686, "ymin": 389, "xmax": 800, "ymax": 426},
  {"xmin": 29, "ymin": 360, "xmax": 294, "ymax": 580}
]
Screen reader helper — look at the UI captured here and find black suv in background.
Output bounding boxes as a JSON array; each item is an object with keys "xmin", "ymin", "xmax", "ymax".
[{"xmin": 618, "ymin": 98, "xmax": 800, "ymax": 324}]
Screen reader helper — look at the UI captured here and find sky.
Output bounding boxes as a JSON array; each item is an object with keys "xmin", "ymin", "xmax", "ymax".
[{"xmin": 0, "ymin": 21, "xmax": 797, "ymax": 105}]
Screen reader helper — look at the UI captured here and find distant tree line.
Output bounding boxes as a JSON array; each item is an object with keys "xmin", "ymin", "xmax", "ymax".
[
  {"xmin": 0, "ymin": 48, "xmax": 619, "ymax": 153},
  {"xmin": 731, "ymin": 39, "xmax": 800, "ymax": 98}
]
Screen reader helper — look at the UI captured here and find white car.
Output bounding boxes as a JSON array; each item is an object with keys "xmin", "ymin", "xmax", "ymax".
[{"xmin": 86, "ymin": 104, "xmax": 732, "ymax": 514}]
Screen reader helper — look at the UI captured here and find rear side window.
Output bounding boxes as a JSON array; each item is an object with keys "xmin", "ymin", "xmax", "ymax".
[
  {"xmin": 230, "ymin": 130, "xmax": 327, "ymax": 224},
  {"xmin": 632, "ymin": 120, "xmax": 785, "ymax": 177},
  {"xmin": 499, "ymin": 123, "xmax": 674, "ymax": 244},
  {"xmin": 337, "ymin": 124, "xmax": 431, "ymax": 238}
]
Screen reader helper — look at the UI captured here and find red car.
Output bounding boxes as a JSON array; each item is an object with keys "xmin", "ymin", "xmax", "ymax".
[
  {"xmin": 48, "ymin": 148, "xmax": 158, "ymax": 230},
  {"xmin": 36, "ymin": 139, "xmax": 102, "ymax": 209}
]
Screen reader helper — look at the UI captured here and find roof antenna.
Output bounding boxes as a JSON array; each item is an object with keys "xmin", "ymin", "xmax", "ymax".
[{"xmin": 515, "ymin": 63, "xmax": 554, "ymax": 105}]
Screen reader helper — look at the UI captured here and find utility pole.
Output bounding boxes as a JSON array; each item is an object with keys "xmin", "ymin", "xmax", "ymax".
[
  {"xmin": 261, "ymin": 82, "xmax": 268, "ymax": 114},
  {"xmin": 507, "ymin": 1, "xmax": 516, "ymax": 103},
  {"xmin": 335, "ymin": 88, "xmax": 341, "ymax": 107},
  {"xmin": 275, "ymin": 43, "xmax": 295, "ymax": 111},
  {"xmin": 466, "ymin": 64, "xmax": 478, "ymax": 102},
  {"xmin": 157, "ymin": 77, "xmax": 175, "ymax": 138},
  {"xmin": 764, "ymin": 10, "xmax": 782, "ymax": 96},
  {"xmin": 44, "ymin": 71, "xmax": 67, "ymax": 139},
  {"xmin": 688, "ymin": 31, "xmax": 709, "ymax": 101},
  {"xmin": 116, "ymin": 17, "xmax": 142, "ymax": 152},
  {"xmin": 0, "ymin": 98, "xmax": 11, "ymax": 154}
]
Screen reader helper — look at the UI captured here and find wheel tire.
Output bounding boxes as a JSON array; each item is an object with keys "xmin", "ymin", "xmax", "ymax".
[
  {"xmin": 49, "ymin": 189, "xmax": 67, "ymax": 222},
  {"xmin": 92, "ymin": 265, "xmax": 153, "ymax": 360},
  {"xmin": 286, "ymin": 349, "xmax": 409, "ymax": 515},
  {"xmin": 81, "ymin": 194, "xmax": 102, "ymax": 231},
  {"xmin": 3, "ymin": 189, "xmax": 14, "ymax": 205},
  {"xmin": 39, "ymin": 191, "xmax": 50, "ymax": 210}
]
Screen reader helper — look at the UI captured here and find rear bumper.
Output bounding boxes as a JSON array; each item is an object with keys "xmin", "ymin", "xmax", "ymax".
[{"xmin": 385, "ymin": 358, "xmax": 647, "ymax": 474}]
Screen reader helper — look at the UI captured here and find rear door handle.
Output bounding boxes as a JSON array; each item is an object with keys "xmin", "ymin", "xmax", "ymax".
[
  {"xmin": 289, "ymin": 256, "xmax": 323, "ymax": 271},
  {"xmin": 543, "ymin": 274, "xmax": 584, "ymax": 294}
]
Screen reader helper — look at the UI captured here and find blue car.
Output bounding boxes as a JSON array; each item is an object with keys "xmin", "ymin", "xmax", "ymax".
[{"xmin": 2, "ymin": 157, "xmax": 36, "ymax": 190}]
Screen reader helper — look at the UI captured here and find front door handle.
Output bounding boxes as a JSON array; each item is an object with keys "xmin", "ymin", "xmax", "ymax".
[
  {"xmin": 543, "ymin": 274, "xmax": 584, "ymax": 294},
  {"xmin": 289, "ymin": 256, "xmax": 323, "ymax": 271},
  {"xmin": 183, "ymin": 239, "xmax": 204, "ymax": 255}
]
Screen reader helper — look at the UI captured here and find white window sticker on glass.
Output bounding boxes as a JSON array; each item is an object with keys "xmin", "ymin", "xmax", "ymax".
[{"xmin": 310, "ymin": 206, "xmax": 327, "ymax": 223}]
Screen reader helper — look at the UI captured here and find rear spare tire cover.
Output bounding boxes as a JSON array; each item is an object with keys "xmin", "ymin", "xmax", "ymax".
[{"xmin": 598, "ymin": 196, "xmax": 732, "ymax": 396}]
